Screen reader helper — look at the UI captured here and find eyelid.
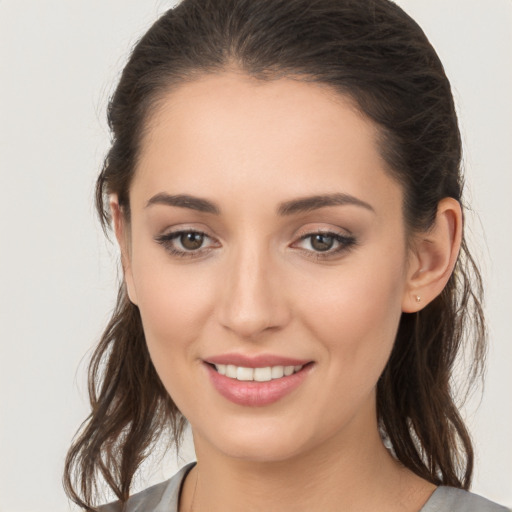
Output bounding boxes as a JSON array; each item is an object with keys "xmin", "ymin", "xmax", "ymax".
[
  {"xmin": 154, "ymin": 227, "xmax": 221, "ymax": 259},
  {"xmin": 289, "ymin": 227, "xmax": 357, "ymax": 259},
  {"xmin": 293, "ymin": 224, "xmax": 353, "ymax": 238}
]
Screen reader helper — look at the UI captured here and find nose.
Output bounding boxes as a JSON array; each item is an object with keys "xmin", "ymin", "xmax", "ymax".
[{"xmin": 217, "ymin": 244, "xmax": 291, "ymax": 340}]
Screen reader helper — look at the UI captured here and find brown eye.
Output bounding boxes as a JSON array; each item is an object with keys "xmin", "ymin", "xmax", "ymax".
[
  {"xmin": 155, "ymin": 229, "xmax": 219, "ymax": 258},
  {"xmin": 180, "ymin": 232, "xmax": 205, "ymax": 250},
  {"xmin": 310, "ymin": 234, "xmax": 335, "ymax": 252},
  {"xmin": 291, "ymin": 231, "xmax": 357, "ymax": 258}
]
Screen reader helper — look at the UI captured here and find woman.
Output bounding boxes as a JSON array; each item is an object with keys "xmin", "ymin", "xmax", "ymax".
[{"xmin": 64, "ymin": 0, "xmax": 509, "ymax": 510}]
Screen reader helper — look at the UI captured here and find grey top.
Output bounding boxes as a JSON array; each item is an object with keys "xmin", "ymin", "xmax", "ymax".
[{"xmin": 99, "ymin": 462, "xmax": 510, "ymax": 512}]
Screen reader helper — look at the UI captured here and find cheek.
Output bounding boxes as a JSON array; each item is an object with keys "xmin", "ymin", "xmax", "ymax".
[
  {"xmin": 289, "ymin": 263, "xmax": 405, "ymax": 437},
  {"xmin": 129, "ymin": 248, "xmax": 217, "ymax": 364},
  {"xmin": 131, "ymin": 262, "xmax": 217, "ymax": 411},
  {"xmin": 138, "ymin": 277, "xmax": 199, "ymax": 339},
  {"xmin": 297, "ymin": 257, "xmax": 405, "ymax": 376}
]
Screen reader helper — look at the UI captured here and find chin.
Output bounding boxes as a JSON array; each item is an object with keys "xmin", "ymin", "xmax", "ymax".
[
  {"xmin": 219, "ymin": 436, "xmax": 309, "ymax": 463},
  {"xmin": 192, "ymin": 413, "xmax": 332, "ymax": 464}
]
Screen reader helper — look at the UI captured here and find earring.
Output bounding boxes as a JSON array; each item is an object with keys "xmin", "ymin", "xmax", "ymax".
[{"xmin": 415, "ymin": 295, "xmax": 421, "ymax": 303}]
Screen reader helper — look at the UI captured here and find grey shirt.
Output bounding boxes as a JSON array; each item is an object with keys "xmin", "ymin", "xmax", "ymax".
[{"xmin": 99, "ymin": 462, "xmax": 510, "ymax": 512}]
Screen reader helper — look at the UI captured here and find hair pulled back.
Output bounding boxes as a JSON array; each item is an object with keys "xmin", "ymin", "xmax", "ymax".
[{"xmin": 64, "ymin": 0, "xmax": 486, "ymax": 509}]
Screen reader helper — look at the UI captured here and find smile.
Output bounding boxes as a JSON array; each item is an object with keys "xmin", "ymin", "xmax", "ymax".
[
  {"xmin": 214, "ymin": 364, "xmax": 303, "ymax": 382},
  {"xmin": 205, "ymin": 358, "xmax": 313, "ymax": 407}
]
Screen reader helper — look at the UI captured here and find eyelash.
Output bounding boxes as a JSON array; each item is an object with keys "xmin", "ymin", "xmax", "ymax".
[
  {"xmin": 154, "ymin": 230, "xmax": 216, "ymax": 259},
  {"xmin": 154, "ymin": 230, "xmax": 357, "ymax": 260},
  {"xmin": 293, "ymin": 231, "xmax": 357, "ymax": 260}
]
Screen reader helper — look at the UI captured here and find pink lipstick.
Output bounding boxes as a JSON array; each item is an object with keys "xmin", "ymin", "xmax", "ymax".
[{"xmin": 203, "ymin": 353, "xmax": 313, "ymax": 407}]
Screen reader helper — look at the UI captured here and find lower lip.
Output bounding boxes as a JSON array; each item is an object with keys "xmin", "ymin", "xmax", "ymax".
[{"xmin": 205, "ymin": 363, "xmax": 313, "ymax": 407}]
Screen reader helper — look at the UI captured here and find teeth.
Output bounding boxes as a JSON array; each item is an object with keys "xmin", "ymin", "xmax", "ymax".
[
  {"xmin": 236, "ymin": 366, "xmax": 254, "ymax": 381},
  {"xmin": 214, "ymin": 364, "xmax": 303, "ymax": 381},
  {"xmin": 271, "ymin": 366, "xmax": 284, "ymax": 379},
  {"xmin": 254, "ymin": 367, "xmax": 272, "ymax": 382},
  {"xmin": 226, "ymin": 364, "xmax": 237, "ymax": 378},
  {"xmin": 284, "ymin": 365, "xmax": 295, "ymax": 376}
]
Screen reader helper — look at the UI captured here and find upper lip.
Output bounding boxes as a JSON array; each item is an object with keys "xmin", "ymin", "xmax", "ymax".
[{"xmin": 204, "ymin": 353, "xmax": 311, "ymax": 368}]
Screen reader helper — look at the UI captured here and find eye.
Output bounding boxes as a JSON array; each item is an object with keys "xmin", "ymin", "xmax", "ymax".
[
  {"xmin": 155, "ymin": 229, "xmax": 219, "ymax": 258},
  {"xmin": 308, "ymin": 233, "xmax": 337, "ymax": 252},
  {"xmin": 292, "ymin": 231, "xmax": 356, "ymax": 257},
  {"xmin": 179, "ymin": 232, "xmax": 205, "ymax": 250}
]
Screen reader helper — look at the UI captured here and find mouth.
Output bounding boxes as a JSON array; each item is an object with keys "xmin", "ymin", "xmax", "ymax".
[
  {"xmin": 203, "ymin": 357, "xmax": 314, "ymax": 407},
  {"xmin": 210, "ymin": 363, "xmax": 305, "ymax": 382}
]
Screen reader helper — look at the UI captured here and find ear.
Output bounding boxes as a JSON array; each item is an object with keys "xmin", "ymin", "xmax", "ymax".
[
  {"xmin": 109, "ymin": 195, "xmax": 138, "ymax": 305},
  {"xmin": 402, "ymin": 198, "xmax": 462, "ymax": 313}
]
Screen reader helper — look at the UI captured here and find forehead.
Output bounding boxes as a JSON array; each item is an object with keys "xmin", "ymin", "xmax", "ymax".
[
  {"xmin": 140, "ymin": 71, "xmax": 372, "ymax": 160},
  {"xmin": 132, "ymin": 72, "xmax": 401, "ymax": 214}
]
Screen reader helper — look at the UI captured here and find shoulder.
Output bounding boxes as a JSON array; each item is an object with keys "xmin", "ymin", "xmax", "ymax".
[
  {"xmin": 421, "ymin": 486, "xmax": 510, "ymax": 512},
  {"xmin": 98, "ymin": 462, "xmax": 195, "ymax": 512}
]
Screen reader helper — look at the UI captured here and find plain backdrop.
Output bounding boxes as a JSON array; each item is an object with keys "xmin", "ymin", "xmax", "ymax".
[{"xmin": 0, "ymin": 1, "xmax": 511, "ymax": 510}]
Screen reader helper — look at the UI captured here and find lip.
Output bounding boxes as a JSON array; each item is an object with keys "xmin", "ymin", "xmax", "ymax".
[
  {"xmin": 205, "ymin": 353, "xmax": 310, "ymax": 368},
  {"xmin": 204, "ymin": 357, "xmax": 314, "ymax": 407}
]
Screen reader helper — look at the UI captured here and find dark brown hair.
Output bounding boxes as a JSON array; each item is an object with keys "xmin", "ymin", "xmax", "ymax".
[{"xmin": 64, "ymin": 0, "xmax": 486, "ymax": 509}]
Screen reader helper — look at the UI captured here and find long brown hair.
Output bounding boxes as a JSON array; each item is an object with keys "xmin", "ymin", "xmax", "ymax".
[{"xmin": 64, "ymin": 0, "xmax": 486, "ymax": 509}]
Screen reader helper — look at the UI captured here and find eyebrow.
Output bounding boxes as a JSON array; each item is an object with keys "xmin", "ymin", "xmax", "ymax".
[
  {"xmin": 146, "ymin": 193, "xmax": 220, "ymax": 214},
  {"xmin": 277, "ymin": 193, "xmax": 375, "ymax": 216},
  {"xmin": 145, "ymin": 192, "xmax": 374, "ymax": 216}
]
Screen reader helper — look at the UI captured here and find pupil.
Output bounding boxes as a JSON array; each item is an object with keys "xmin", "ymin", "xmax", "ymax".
[
  {"xmin": 181, "ymin": 232, "xmax": 204, "ymax": 250},
  {"xmin": 311, "ymin": 234, "xmax": 334, "ymax": 251}
]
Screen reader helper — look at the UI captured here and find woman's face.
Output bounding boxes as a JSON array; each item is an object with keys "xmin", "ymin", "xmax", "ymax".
[{"xmin": 121, "ymin": 72, "xmax": 413, "ymax": 462}]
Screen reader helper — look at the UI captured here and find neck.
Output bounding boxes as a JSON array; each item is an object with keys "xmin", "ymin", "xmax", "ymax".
[{"xmin": 181, "ymin": 416, "xmax": 434, "ymax": 512}]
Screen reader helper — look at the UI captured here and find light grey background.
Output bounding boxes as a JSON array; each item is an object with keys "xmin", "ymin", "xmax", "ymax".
[{"xmin": 0, "ymin": 1, "xmax": 510, "ymax": 510}]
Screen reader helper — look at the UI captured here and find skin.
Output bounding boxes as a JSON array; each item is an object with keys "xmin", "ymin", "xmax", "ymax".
[{"xmin": 112, "ymin": 71, "xmax": 462, "ymax": 511}]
